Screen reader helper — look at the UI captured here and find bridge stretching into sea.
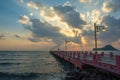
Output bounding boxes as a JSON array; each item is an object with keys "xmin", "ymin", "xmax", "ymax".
[{"xmin": 50, "ymin": 51, "xmax": 120, "ymax": 76}]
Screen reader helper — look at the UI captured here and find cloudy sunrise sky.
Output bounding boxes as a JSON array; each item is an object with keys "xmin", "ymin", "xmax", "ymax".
[{"xmin": 0, "ymin": 0, "xmax": 120, "ymax": 51}]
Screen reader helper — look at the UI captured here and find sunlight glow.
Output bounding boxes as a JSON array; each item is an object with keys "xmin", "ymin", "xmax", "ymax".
[
  {"xmin": 81, "ymin": 36, "xmax": 87, "ymax": 45},
  {"xmin": 60, "ymin": 30, "xmax": 75, "ymax": 38}
]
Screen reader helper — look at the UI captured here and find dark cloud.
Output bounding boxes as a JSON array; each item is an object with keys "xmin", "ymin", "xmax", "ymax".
[
  {"xmin": 26, "ymin": 19, "xmax": 65, "ymax": 44},
  {"xmin": 14, "ymin": 34, "xmax": 20, "ymax": 38},
  {"xmin": 82, "ymin": 29, "xmax": 94, "ymax": 37},
  {"xmin": 100, "ymin": 15, "xmax": 120, "ymax": 43},
  {"xmin": 28, "ymin": 37, "xmax": 40, "ymax": 42},
  {"xmin": 110, "ymin": 0, "xmax": 120, "ymax": 12},
  {"xmin": 0, "ymin": 34, "xmax": 5, "ymax": 39},
  {"xmin": 53, "ymin": 5, "xmax": 86, "ymax": 28},
  {"xmin": 26, "ymin": 19, "xmax": 63, "ymax": 38},
  {"xmin": 25, "ymin": 19, "xmax": 82, "ymax": 44}
]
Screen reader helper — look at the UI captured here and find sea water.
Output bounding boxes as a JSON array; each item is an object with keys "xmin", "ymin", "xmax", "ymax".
[{"xmin": 0, "ymin": 51, "xmax": 71, "ymax": 80}]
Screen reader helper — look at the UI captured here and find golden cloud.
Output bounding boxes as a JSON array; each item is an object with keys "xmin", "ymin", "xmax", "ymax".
[
  {"xmin": 79, "ymin": 0, "xmax": 91, "ymax": 3},
  {"xmin": 27, "ymin": 1, "xmax": 39, "ymax": 10},
  {"xmin": 102, "ymin": 1, "xmax": 113, "ymax": 13},
  {"xmin": 19, "ymin": 15, "xmax": 30, "ymax": 25}
]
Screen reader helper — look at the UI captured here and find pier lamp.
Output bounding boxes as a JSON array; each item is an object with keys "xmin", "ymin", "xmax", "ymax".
[{"xmin": 94, "ymin": 23, "xmax": 106, "ymax": 54}]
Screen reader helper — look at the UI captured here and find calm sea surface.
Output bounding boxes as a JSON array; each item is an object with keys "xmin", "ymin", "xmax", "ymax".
[{"xmin": 0, "ymin": 51, "xmax": 72, "ymax": 80}]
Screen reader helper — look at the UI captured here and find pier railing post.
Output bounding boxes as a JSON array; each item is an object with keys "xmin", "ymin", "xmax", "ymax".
[
  {"xmin": 93, "ymin": 53, "xmax": 98, "ymax": 65},
  {"xmin": 109, "ymin": 52, "xmax": 113, "ymax": 58},
  {"xmin": 116, "ymin": 55, "xmax": 120, "ymax": 70},
  {"xmin": 101, "ymin": 52, "xmax": 104, "ymax": 56}
]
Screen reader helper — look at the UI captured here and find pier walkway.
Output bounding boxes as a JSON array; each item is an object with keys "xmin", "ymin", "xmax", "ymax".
[{"xmin": 50, "ymin": 51, "xmax": 120, "ymax": 76}]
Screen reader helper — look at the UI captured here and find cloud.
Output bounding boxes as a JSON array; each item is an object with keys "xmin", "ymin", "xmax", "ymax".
[
  {"xmin": 40, "ymin": 6, "xmax": 73, "ymax": 36},
  {"xmin": 29, "ymin": 13, "xmax": 33, "ymax": 16},
  {"xmin": 25, "ymin": 18, "xmax": 82, "ymax": 45},
  {"xmin": 14, "ymin": 34, "xmax": 20, "ymax": 38},
  {"xmin": 81, "ymin": 9, "xmax": 103, "ymax": 31},
  {"xmin": 40, "ymin": 6, "xmax": 60, "ymax": 22},
  {"xmin": 27, "ymin": 1, "xmax": 39, "ymax": 10},
  {"xmin": 38, "ymin": 3, "xmax": 85, "ymax": 44},
  {"xmin": 28, "ymin": 37, "xmax": 52, "ymax": 42},
  {"xmin": 102, "ymin": 1, "xmax": 114, "ymax": 13},
  {"xmin": 82, "ymin": 15, "xmax": 120, "ymax": 47},
  {"xmin": 27, "ymin": 1, "xmax": 44, "ymax": 10},
  {"xmin": 90, "ymin": 9, "xmax": 103, "ymax": 24},
  {"xmin": 102, "ymin": 0, "xmax": 120, "ymax": 13},
  {"xmin": 100, "ymin": 15, "xmax": 120, "ymax": 43},
  {"xmin": 39, "ymin": 3, "xmax": 86, "ymax": 29},
  {"xmin": 25, "ymin": 19, "xmax": 65, "ymax": 44},
  {"xmin": 28, "ymin": 19, "xmax": 62, "ymax": 38},
  {"xmin": 0, "ymin": 34, "xmax": 5, "ymax": 39},
  {"xmin": 112, "ymin": 39, "xmax": 120, "ymax": 49},
  {"xmin": 20, "ymin": 0, "xmax": 24, "ymax": 3},
  {"xmin": 17, "ymin": 2, "xmax": 85, "ymax": 45},
  {"xmin": 79, "ymin": 0, "xmax": 91, "ymax": 3},
  {"xmin": 19, "ymin": 15, "xmax": 29, "ymax": 25},
  {"xmin": 53, "ymin": 4, "xmax": 86, "ymax": 28}
]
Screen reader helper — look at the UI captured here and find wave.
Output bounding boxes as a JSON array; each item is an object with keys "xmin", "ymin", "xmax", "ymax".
[
  {"xmin": 0, "ymin": 62, "xmax": 21, "ymax": 66},
  {"xmin": 0, "ymin": 72, "xmax": 42, "ymax": 77},
  {"xmin": 0, "ymin": 72, "xmax": 62, "ymax": 77}
]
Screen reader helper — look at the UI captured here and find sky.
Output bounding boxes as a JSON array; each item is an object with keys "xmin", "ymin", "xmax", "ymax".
[{"xmin": 0, "ymin": 0, "xmax": 120, "ymax": 51}]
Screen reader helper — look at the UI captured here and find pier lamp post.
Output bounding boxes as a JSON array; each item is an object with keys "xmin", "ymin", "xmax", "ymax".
[
  {"xmin": 58, "ymin": 44, "xmax": 60, "ymax": 51},
  {"xmin": 65, "ymin": 39, "xmax": 67, "ymax": 51},
  {"xmin": 94, "ymin": 23, "xmax": 106, "ymax": 54},
  {"xmin": 65, "ymin": 39, "xmax": 70, "ymax": 51}
]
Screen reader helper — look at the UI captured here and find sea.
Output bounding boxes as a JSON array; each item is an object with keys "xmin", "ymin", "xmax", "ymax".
[{"xmin": 0, "ymin": 51, "xmax": 74, "ymax": 80}]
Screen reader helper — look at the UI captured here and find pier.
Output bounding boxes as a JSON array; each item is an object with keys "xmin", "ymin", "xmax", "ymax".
[{"xmin": 50, "ymin": 51, "xmax": 120, "ymax": 77}]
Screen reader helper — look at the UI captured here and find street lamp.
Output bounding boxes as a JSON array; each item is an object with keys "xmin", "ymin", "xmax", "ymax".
[{"xmin": 94, "ymin": 23, "xmax": 106, "ymax": 54}]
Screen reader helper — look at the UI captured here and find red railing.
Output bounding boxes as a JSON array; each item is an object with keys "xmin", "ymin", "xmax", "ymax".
[{"xmin": 50, "ymin": 51, "xmax": 120, "ymax": 75}]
